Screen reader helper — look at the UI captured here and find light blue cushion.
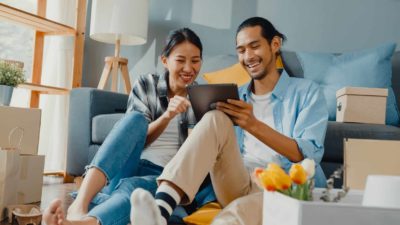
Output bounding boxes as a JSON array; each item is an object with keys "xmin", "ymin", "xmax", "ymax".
[{"xmin": 297, "ymin": 43, "xmax": 400, "ymax": 125}]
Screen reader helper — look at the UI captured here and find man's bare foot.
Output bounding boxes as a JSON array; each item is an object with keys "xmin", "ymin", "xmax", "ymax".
[
  {"xmin": 66, "ymin": 201, "xmax": 87, "ymax": 220},
  {"xmin": 130, "ymin": 188, "xmax": 164, "ymax": 225},
  {"xmin": 43, "ymin": 199, "xmax": 70, "ymax": 225}
]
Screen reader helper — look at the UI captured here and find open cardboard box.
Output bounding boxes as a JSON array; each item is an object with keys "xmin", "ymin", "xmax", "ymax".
[{"xmin": 344, "ymin": 138, "xmax": 400, "ymax": 190}]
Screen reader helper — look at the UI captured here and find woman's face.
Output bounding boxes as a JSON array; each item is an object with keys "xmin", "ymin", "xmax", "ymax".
[{"xmin": 162, "ymin": 41, "xmax": 202, "ymax": 95}]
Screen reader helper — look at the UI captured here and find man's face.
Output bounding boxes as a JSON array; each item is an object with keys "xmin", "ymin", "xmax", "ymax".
[{"xmin": 236, "ymin": 26, "xmax": 280, "ymax": 80}]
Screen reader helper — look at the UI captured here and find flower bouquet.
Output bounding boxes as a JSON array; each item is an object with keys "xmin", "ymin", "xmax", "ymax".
[
  {"xmin": 254, "ymin": 159, "xmax": 315, "ymax": 201},
  {"xmin": 255, "ymin": 160, "xmax": 400, "ymax": 225}
]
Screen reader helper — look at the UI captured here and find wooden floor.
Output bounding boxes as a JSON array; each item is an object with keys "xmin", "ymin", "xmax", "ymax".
[
  {"xmin": 1, "ymin": 180, "xmax": 77, "ymax": 225},
  {"xmin": 1, "ymin": 178, "xmax": 184, "ymax": 225},
  {"xmin": 40, "ymin": 183, "xmax": 77, "ymax": 211}
]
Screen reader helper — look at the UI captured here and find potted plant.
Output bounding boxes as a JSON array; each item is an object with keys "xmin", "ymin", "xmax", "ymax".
[{"xmin": 0, "ymin": 61, "xmax": 25, "ymax": 106}]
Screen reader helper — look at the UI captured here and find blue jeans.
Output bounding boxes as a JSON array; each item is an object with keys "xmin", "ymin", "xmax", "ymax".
[
  {"xmin": 72, "ymin": 112, "xmax": 216, "ymax": 225},
  {"xmin": 80, "ymin": 112, "xmax": 163, "ymax": 225},
  {"xmin": 87, "ymin": 161, "xmax": 162, "ymax": 225}
]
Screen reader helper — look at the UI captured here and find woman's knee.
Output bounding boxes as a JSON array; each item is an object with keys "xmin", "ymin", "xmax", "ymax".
[
  {"xmin": 121, "ymin": 112, "xmax": 148, "ymax": 132},
  {"xmin": 115, "ymin": 177, "xmax": 158, "ymax": 196}
]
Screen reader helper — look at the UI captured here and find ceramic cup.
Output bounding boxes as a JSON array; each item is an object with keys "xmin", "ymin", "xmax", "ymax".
[{"xmin": 362, "ymin": 175, "xmax": 400, "ymax": 208}]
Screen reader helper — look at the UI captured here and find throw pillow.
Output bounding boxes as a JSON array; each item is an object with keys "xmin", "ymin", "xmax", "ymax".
[
  {"xmin": 203, "ymin": 63, "xmax": 249, "ymax": 86},
  {"xmin": 297, "ymin": 43, "xmax": 399, "ymax": 125},
  {"xmin": 183, "ymin": 202, "xmax": 222, "ymax": 225},
  {"xmin": 203, "ymin": 55, "xmax": 284, "ymax": 86}
]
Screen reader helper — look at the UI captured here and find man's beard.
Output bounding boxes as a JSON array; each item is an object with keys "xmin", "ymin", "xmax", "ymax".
[
  {"xmin": 251, "ymin": 69, "xmax": 267, "ymax": 80},
  {"xmin": 248, "ymin": 50, "xmax": 274, "ymax": 80},
  {"xmin": 250, "ymin": 58, "xmax": 272, "ymax": 80}
]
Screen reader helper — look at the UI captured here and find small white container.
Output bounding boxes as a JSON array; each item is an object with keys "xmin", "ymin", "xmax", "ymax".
[
  {"xmin": 263, "ymin": 188, "xmax": 400, "ymax": 225},
  {"xmin": 336, "ymin": 87, "xmax": 388, "ymax": 124},
  {"xmin": 362, "ymin": 175, "xmax": 400, "ymax": 209}
]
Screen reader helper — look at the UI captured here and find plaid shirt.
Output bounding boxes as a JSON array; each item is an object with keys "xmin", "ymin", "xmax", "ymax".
[{"xmin": 126, "ymin": 73, "xmax": 196, "ymax": 145}]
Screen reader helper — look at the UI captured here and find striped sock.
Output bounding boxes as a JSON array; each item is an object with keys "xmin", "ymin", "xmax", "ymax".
[{"xmin": 155, "ymin": 184, "xmax": 182, "ymax": 225}]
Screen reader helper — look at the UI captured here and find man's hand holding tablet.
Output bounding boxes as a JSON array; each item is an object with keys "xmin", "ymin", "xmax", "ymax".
[{"xmin": 187, "ymin": 84, "xmax": 239, "ymax": 121}]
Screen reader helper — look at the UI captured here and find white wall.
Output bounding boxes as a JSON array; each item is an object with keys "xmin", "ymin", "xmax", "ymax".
[
  {"xmin": 258, "ymin": 0, "xmax": 400, "ymax": 52},
  {"xmin": 81, "ymin": 0, "xmax": 400, "ymax": 89}
]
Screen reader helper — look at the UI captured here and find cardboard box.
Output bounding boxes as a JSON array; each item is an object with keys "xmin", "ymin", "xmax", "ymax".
[
  {"xmin": 263, "ymin": 189, "xmax": 400, "ymax": 225},
  {"xmin": 336, "ymin": 87, "xmax": 388, "ymax": 124},
  {"xmin": 16, "ymin": 154, "xmax": 45, "ymax": 204},
  {"xmin": 0, "ymin": 106, "xmax": 41, "ymax": 155},
  {"xmin": 344, "ymin": 138, "xmax": 400, "ymax": 190}
]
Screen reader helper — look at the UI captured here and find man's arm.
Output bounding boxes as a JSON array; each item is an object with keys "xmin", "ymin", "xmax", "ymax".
[
  {"xmin": 290, "ymin": 84, "xmax": 328, "ymax": 165},
  {"xmin": 216, "ymin": 99, "xmax": 304, "ymax": 162}
]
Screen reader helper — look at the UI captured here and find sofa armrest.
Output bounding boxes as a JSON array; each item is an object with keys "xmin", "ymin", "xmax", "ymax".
[
  {"xmin": 92, "ymin": 113, "xmax": 124, "ymax": 144},
  {"xmin": 324, "ymin": 121, "xmax": 400, "ymax": 163},
  {"xmin": 67, "ymin": 87, "xmax": 129, "ymax": 176}
]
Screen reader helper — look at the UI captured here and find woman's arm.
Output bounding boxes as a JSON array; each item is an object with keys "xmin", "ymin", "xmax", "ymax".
[{"xmin": 145, "ymin": 95, "xmax": 191, "ymax": 145}]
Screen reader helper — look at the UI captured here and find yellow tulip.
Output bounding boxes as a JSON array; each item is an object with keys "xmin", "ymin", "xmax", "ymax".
[
  {"xmin": 266, "ymin": 163, "xmax": 292, "ymax": 190},
  {"xmin": 258, "ymin": 170, "xmax": 276, "ymax": 191},
  {"xmin": 254, "ymin": 167, "xmax": 264, "ymax": 177},
  {"xmin": 266, "ymin": 163, "xmax": 284, "ymax": 173},
  {"xmin": 271, "ymin": 171, "xmax": 292, "ymax": 190},
  {"xmin": 289, "ymin": 164, "xmax": 307, "ymax": 185}
]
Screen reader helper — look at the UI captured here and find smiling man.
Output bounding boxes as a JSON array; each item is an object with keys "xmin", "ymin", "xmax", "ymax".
[{"xmin": 130, "ymin": 17, "xmax": 329, "ymax": 225}]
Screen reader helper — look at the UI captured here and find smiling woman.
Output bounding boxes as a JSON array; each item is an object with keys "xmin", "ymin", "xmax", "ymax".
[
  {"xmin": 160, "ymin": 29, "xmax": 203, "ymax": 98},
  {"xmin": 162, "ymin": 42, "xmax": 202, "ymax": 95},
  {"xmin": 42, "ymin": 27, "xmax": 216, "ymax": 225}
]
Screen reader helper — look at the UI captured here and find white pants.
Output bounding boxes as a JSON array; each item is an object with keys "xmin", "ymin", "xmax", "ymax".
[{"xmin": 158, "ymin": 111, "xmax": 263, "ymax": 225}]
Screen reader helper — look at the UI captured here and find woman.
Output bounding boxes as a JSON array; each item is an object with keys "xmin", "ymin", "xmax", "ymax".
[{"xmin": 43, "ymin": 28, "xmax": 214, "ymax": 225}]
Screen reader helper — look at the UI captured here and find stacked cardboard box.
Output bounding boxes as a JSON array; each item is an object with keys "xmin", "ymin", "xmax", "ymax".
[
  {"xmin": 0, "ymin": 106, "xmax": 44, "ymax": 220},
  {"xmin": 336, "ymin": 87, "xmax": 388, "ymax": 124}
]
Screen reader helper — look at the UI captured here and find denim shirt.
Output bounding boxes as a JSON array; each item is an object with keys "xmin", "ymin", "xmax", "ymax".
[{"xmin": 235, "ymin": 71, "xmax": 329, "ymax": 187}]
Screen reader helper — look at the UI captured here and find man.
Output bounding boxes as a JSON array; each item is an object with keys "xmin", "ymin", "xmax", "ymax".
[{"xmin": 130, "ymin": 17, "xmax": 328, "ymax": 225}]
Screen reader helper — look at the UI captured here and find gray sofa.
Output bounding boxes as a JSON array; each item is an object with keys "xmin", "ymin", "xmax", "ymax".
[{"xmin": 67, "ymin": 51, "xmax": 400, "ymax": 188}]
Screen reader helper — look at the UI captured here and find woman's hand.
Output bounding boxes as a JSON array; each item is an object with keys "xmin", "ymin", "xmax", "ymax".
[
  {"xmin": 163, "ymin": 95, "xmax": 191, "ymax": 120},
  {"xmin": 147, "ymin": 96, "xmax": 190, "ymax": 145}
]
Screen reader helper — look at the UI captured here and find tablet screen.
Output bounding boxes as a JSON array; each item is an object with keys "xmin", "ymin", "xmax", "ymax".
[{"xmin": 187, "ymin": 84, "xmax": 239, "ymax": 121}]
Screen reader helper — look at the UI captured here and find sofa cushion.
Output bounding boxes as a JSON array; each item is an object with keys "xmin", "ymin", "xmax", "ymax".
[
  {"xmin": 92, "ymin": 113, "xmax": 124, "ymax": 144},
  {"xmin": 289, "ymin": 43, "xmax": 399, "ymax": 125}
]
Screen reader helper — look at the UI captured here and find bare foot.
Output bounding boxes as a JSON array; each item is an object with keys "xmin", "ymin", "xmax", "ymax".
[
  {"xmin": 43, "ymin": 199, "xmax": 70, "ymax": 225},
  {"xmin": 66, "ymin": 201, "xmax": 87, "ymax": 220},
  {"xmin": 130, "ymin": 188, "xmax": 164, "ymax": 225}
]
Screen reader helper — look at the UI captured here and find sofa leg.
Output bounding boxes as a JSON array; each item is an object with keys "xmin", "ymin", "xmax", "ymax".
[
  {"xmin": 43, "ymin": 171, "xmax": 75, "ymax": 183},
  {"xmin": 64, "ymin": 173, "xmax": 76, "ymax": 183}
]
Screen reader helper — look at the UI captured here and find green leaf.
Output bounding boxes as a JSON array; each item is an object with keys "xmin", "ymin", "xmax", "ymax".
[{"xmin": 0, "ymin": 61, "xmax": 26, "ymax": 87}]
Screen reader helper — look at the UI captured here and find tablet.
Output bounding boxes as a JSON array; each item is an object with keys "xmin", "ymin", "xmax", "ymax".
[{"xmin": 187, "ymin": 83, "xmax": 239, "ymax": 121}]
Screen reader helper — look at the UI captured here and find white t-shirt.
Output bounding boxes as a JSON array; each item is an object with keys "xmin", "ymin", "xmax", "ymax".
[
  {"xmin": 140, "ymin": 116, "xmax": 180, "ymax": 167},
  {"xmin": 243, "ymin": 92, "xmax": 281, "ymax": 171}
]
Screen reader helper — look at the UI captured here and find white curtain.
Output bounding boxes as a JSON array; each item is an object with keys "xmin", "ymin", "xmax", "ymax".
[{"xmin": 38, "ymin": 0, "xmax": 76, "ymax": 172}]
